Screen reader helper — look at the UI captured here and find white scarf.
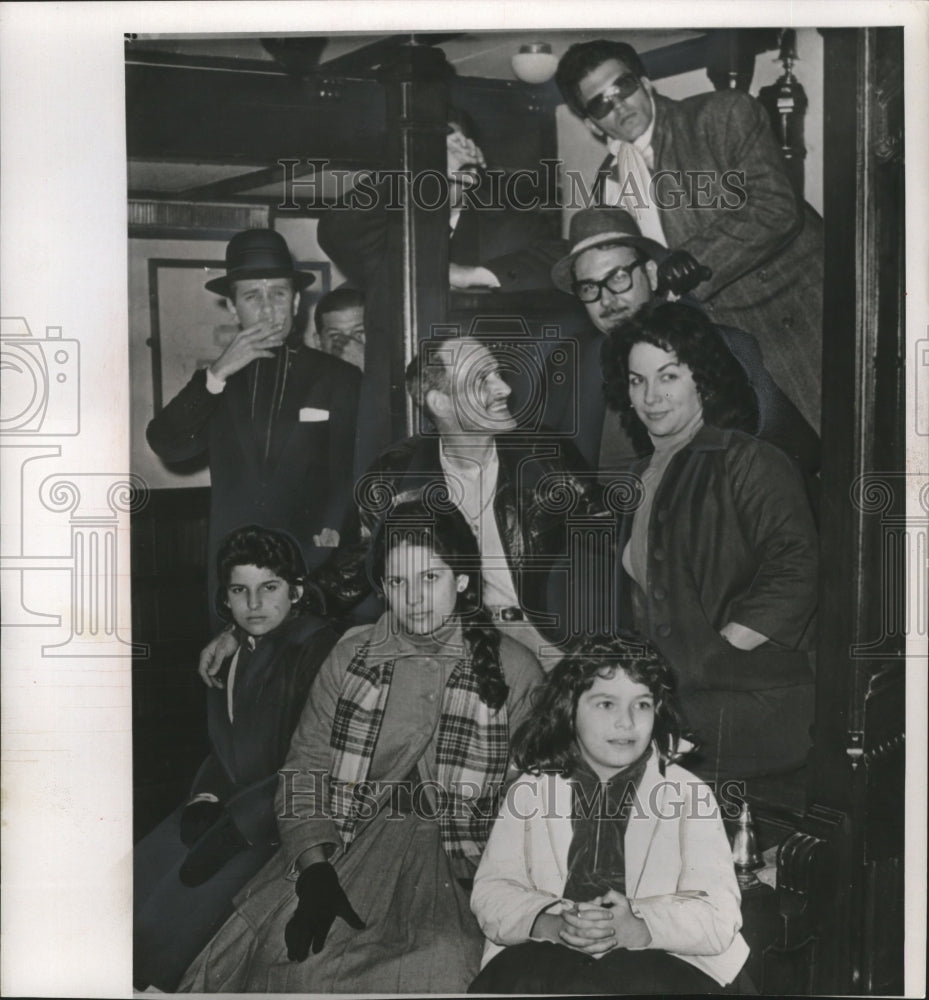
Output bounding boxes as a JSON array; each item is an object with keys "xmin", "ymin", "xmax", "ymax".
[{"xmin": 603, "ymin": 90, "xmax": 667, "ymax": 246}]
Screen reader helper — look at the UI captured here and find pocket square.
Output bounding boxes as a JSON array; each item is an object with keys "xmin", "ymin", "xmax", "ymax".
[{"xmin": 299, "ymin": 407, "xmax": 330, "ymax": 422}]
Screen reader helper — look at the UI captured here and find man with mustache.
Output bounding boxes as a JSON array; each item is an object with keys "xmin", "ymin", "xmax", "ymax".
[{"xmin": 540, "ymin": 208, "xmax": 819, "ymax": 478}]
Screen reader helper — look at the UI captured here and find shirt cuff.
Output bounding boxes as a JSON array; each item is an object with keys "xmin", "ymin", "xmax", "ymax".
[
  {"xmin": 187, "ymin": 792, "xmax": 220, "ymax": 805},
  {"xmin": 205, "ymin": 368, "xmax": 226, "ymax": 394}
]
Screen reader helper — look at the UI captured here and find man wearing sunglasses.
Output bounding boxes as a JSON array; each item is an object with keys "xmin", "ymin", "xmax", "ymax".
[
  {"xmin": 555, "ymin": 39, "xmax": 824, "ymax": 432},
  {"xmin": 538, "ymin": 208, "xmax": 819, "ymax": 481}
]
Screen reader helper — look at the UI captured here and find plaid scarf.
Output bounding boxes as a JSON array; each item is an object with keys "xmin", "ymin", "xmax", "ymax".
[{"xmin": 328, "ymin": 640, "xmax": 510, "ymax": 859}]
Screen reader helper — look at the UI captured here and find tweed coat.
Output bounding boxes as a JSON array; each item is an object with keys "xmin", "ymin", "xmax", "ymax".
[{"xmin": 594, "ymin": 91, "xmax": 824, "ymax": 428}]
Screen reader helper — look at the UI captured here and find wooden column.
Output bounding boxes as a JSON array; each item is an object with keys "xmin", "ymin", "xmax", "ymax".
[
  {"xmin": 767, "ymin": 27, "xmax": 906, "ymax": 996},
  {"xmin": 378, "ymin": 44, "xmax": 451, "ymax": 440}
]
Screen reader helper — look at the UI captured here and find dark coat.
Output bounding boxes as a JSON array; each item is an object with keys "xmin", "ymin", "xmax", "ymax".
[
  {"xmin": 146, "ymin": 342, "xmax": 361, "ymax": 610},
  {"xmin": 538, "ymin": 319, "xmax": 821, "ymax": 477},
  {"xmin": 191, "ymin": 615, "xmax": 339, "ymax": 844},
  {"xmin": 314, "ymin": 433, "xmax": 607, "ymax": 642},
  {"xmin": 133, "ymin": 614, "xmax": 338, "ymax": 991},
  {"xmin": 318, "ymin": 176, "xmax": 567, "ymax": 294},
  {"xmin": 613, "ymin": 424, "xmax": 818, "ymax": 696},
  {"xmin": 594, "ymin": 91, "xmax": 823, "ymax": 428}
]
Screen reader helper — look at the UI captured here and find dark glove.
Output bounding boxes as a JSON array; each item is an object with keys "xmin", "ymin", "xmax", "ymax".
[
  {"xmin": 655, "ymin": 251, "xmax": 712, "ymax": 297},
  {"xmin": 179, "ymin": 799, "xmax": 223, "ymax": 847},
  {"xmin": 284, "ymin": 861, "xmax": 365, "ymax": 961},
  {"xmin": 178, "ymin": 810, "xmax": 248, "ymax": 887}
]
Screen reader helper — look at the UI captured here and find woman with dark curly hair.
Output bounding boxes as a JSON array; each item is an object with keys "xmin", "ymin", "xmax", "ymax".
[
  {"xmin": 469, "ymin": 634, "xmax": 749, "ymax": 994},
  {"xmin": 600, "ymin": 301, "xmax": 818, "ymax": 780},
  {"xmin": 181, "ymin": 498, "xmax": 543, "ymax": 994}
]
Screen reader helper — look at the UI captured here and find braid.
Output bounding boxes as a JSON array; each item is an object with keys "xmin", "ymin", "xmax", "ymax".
[{"xmin": 462, "ymin": 606, "xmax": 507, "ymax": 711}]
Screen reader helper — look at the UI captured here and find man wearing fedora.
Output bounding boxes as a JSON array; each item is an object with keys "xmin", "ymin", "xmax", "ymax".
[
  {"xmin": 555, "ymin": 39, "xmax": 824, "ymax": 430},
  {"xmin": 147, "ymin": 229, "xmax": 361, "ymax": 619},
  {"xmin": 540, "ymin": 207, "xmax": 819, "ymax": 479}
]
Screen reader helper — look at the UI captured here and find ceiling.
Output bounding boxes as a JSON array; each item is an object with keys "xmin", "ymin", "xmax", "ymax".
[{"xmin": 126, "ymin": 29, "xmax": 708, "ymax": 205}]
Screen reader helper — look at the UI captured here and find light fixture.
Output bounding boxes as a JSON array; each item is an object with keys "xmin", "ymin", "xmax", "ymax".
[{"xmin": 511, "ymin": 43, "xmax": 558, "ymax": 85}]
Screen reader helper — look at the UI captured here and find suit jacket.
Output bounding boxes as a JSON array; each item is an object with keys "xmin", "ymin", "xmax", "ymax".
[
  {"xmin": 594, "ymin": 91, "xmax": 823, "ymax": 428},
  {"xmin": 318, "ymin": 176, "xmax": 567, "ymax": 294},
  {"xmin": 146, "ymin": 342, "xmax": 361, "ymax": 603},
  {"xmin": 538, "ymin": 318, "xmax": 820, "ymax": 477},
  {"xmin": 189, "ymin": 614, "xmax": 338, "ymax": 844},
  {"xmin": 471, "ymin": 751, "xmax": 750, "ymax": 986}
]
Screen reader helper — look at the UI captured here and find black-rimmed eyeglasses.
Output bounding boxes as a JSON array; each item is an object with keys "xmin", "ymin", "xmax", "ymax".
[
  {"xmin": 572, "ymin": 257, "xmax": 648, "ymax": 303},
  {"xmin": 584, "ymin": 73, "xmax": 642, "ymax": 120}
]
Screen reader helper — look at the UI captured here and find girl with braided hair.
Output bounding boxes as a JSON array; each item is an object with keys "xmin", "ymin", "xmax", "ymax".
[{"xmin": 181, "ymin": 497, "xmax": 543, "ymax": 993}]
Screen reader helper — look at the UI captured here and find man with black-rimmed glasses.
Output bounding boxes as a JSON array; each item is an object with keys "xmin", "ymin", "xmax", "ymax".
[
  {"xmin": 538, "ymin": 208, "xmax": 819, "ymax": 479},
  {"xmin": 554, "ymin": 39, "xmax": 824, "ymax": 431}
]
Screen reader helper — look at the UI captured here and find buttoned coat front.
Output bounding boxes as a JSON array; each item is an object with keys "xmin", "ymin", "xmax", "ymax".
[{"xmin": 470, "ymin": 752, "xmax": 750, "ymax": 986}]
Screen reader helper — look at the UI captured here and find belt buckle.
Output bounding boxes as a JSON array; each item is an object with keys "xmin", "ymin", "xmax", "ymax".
[{"xmin": 500, "ymin": 606, "xmax": 523, "ymax": 622}]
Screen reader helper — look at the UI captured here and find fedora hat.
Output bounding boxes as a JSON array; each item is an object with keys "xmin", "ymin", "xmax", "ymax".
[
  {"xmin": 205, "ymin": 229, "xmax": 317, "ymax": 297},
  {"xmin": 551, "ymin": 208, "xmax": 666, "ymax": 294}
]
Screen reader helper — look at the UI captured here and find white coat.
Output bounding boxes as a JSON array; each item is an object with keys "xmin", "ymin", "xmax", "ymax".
[{"xmin": 470, "ymin": 750, "xmax": 749, "ymax": 986}]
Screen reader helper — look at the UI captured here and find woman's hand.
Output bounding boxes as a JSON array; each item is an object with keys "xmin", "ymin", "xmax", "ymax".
[{"xmin": 719, "ymin": 621, "xmax": 769, "ymax": 651}]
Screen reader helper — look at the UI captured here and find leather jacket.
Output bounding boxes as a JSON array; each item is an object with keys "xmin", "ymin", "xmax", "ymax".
[{"xmin": 314, "ymin": 432, "xmax": 609, "ymax": 641}]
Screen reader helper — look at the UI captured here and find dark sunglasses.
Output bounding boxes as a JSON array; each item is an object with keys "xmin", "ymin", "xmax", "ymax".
[
  {"xmin": 572, "ymin": 256, "xmax": 647, "ymax": 303},
  {"xmin": 584, "ymin": 73, "xmax": 642, "ymax": 120}
]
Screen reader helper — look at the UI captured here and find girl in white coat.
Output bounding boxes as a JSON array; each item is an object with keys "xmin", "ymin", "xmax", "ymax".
[{"xmin": 469, "ymin": 635, "xmax": 749, "ymax": 994}]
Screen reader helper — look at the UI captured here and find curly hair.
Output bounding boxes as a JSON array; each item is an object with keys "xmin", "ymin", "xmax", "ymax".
[
  {"xmin": 215, "ymin": 524, "xmax": 324, "ymax": 621},
  {"xmin": 555, "ymin": 40, "xmax": 648, "ymax": 118},
  {"xmin": 600, "ymin": 301, "xmax": 759, "ymax": 456},
  {"xmin": 512, "ymin": 633, "xmax": 689, "ymax": 777},
  {"xmin": 369, "ymin": 496, "xmax": 508, "ymax": 711}
]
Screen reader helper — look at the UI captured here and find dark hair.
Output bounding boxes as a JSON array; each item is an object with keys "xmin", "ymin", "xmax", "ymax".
[
  {"xmin": 370, "ymin": 496, "xmax": 507, "ymax": 710},
  {"xmin": 600, "ymin": 301, "xmax": 759, "ymax": 456},
  {"xmin": 556, "ymin": 40, "xmax": 647, "ymax": 118},
  {"xmin": 447, "ymin": 106, "xmax": 479, "ymax": 144},
  {"xmin": 513, "ymin": 634, "xmax": 687, "ymax": 776},
  {"xmin": 314, "ymin": 287, "xmax": 365, "ymax": 333},
  {"xmin": 215, "ymin": 524, "xmax": 323, "ymax": 621}
]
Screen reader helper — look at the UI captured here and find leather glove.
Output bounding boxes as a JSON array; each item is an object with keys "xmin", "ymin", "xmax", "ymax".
[
  {"xmin": 179, "ymin": 799, "xmax": 223, "ymax": 847},
  {"xmin": 284, "ymin": 862, "xmax": 365, "ymax": 961},
  {"xmin": 178, "ymin": 810, "xmax": 248, "ymax": 887},
  {"xmin": 655, "ymin": 251, "xmax": 712, "ymax": 297}
]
